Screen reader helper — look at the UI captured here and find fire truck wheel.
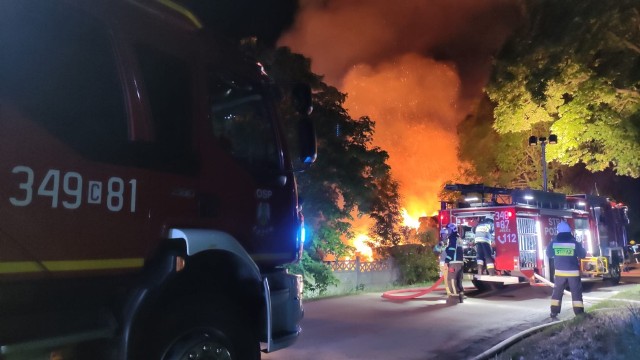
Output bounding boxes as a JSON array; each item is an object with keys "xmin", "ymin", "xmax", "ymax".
[
  {"xmin": 471, "ymin": 279, "xmax": 486, "ymax": 291},
  {"xmin": 136, "ymin": 298, "xmax": 260, "ymax": 360},
  {"xmin": 471, "ymin": 279, "xmax": 504, "ymax": 292},
  {"xmin": 606, "ymin": 263, "xmax": 621, "ymax": 285}
]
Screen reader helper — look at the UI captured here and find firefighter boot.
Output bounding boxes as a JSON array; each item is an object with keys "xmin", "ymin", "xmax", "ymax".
[
  {"xmin": 477, "ymin": 264, "xmax": 484, "ymax": 275},
  {"xmin": 459, "ymin": 291, "xmax": 464, "ymax": 303},
  {"xmin": 488, "ymin": 267, "xmax": 496, "ymax": 276}
]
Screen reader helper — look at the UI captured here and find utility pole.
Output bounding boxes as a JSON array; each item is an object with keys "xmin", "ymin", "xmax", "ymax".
[{"xmin": 529, "ymin": 134, "xmax": 557, "ymax": 192}]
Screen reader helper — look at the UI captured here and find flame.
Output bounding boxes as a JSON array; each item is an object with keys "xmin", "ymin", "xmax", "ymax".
[
  {"xmin": 280, "ymin": 0, "xmax": 521, "ymax": 234},
  {"xmin": 401, "ymin": 208, "xmax": 422, "ymax": 229},
  {"xmin": 343, "ymin": 212, "xmax": 376, "ymax": 261},
  {"xmin": 343, "ymin": 55, "xmax": 462, "ymax": 219},
  {"xmin": 351, "ymin": 233, "xmax": 374, "ymax": 261},
  {"xmin": 340, "ymin": 209, "xmax": 438, "ymax": 262}
]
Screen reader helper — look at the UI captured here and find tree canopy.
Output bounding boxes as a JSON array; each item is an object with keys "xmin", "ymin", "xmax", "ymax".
[
  {"xmin": 486, "ymin": 0, "xmax": 640, "ymax": 178},
  {"xmin": 261, "ymin": 47, "xmax": 402, "ymax": 259}
]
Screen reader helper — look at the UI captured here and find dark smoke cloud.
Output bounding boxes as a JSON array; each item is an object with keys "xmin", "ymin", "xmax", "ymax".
[
  {"xmin": 281, "ymin": 0, "xmax": 522, "ymax": 95},
  {"xmin": 280, "ymin": 0, "xmax": 522, "ymax": 216}
]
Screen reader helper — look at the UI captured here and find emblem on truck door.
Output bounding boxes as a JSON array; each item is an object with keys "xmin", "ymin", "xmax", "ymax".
[{"xmin": 254, "ymin": 188, "xmax": 274, "ymax": 235}]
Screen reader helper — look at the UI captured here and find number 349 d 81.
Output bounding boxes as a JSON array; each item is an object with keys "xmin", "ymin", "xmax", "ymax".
[{"xmin": 9, "ymin": 166, "xmax": 137, "ymax": 213}]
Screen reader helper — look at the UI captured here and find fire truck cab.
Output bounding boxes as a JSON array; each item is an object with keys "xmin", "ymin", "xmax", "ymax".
[{"xmin": 439, "ymin": 184, "xmax": 630, "ymax": 289}]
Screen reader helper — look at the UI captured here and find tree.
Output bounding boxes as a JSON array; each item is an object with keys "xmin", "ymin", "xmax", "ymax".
[
  {"xmin": 486, "ymin": 0, "xmax": 640, "ymax": 178},
  {"xmin": 368, "ymin": 173, "xmax": 403, "ymax": 249},
  {"xmin": 459, "ymin": 95, "xmax": 563, "ymax": 190},
  {"xmin": 262, "ymin": 47, "xmax": 402, "ymax": 258}
]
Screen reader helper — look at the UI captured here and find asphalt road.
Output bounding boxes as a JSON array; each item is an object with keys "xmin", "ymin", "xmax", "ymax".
[{"xmin": 263, "ymin": 271, "xmax": 640, "ymax": 360}]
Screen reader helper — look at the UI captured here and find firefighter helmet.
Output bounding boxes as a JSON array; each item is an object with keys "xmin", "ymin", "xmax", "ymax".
[
  {"xmin": 631, "ymin": 240, "xmax": 636, "ymax": 245},
  {"xmin": 446, "ymin": 223, "xmax": 457, "ymax": 232},
  {"xmin": 557, "ymin": 221, "xmax": 571, "ymax": 233}
]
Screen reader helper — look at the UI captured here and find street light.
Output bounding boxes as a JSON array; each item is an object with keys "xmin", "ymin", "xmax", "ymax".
[{"xmin": 529, "ymin": 134, "xmax": 557, "ymax": 192}]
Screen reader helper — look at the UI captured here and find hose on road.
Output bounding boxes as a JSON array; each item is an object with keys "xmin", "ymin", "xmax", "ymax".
[
  {"xmin": 381, "ymin": 274, "xmax": 480, "ymax": 300},
  {"xmin": 381, "ymin": 276, "xmax": 445, "ymax": 300}
]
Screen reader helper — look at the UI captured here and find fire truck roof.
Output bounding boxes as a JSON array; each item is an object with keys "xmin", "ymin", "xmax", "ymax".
[{"xmin": 444, "ymin": 183, "xmax": 568, "ymax": 210}]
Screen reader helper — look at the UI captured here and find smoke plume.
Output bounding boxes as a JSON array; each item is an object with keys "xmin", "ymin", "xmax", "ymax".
[{"xmin": 280, "ymin": 0, "xmax": 521, "ymax": 216}]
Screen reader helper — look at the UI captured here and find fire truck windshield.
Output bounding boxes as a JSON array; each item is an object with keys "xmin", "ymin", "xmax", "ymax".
[{"xmin": 209, "ymin": 75, "xmax": 281, "ymax": 175}]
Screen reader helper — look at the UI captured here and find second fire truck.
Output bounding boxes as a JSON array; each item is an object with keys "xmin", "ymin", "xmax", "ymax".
[{"xmin": 439, "ymin": 184, "xmax": 630, "ymax": 289}]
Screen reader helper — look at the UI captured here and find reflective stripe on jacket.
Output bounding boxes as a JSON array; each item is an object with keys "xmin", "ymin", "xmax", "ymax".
[
  {"xmin": 474, "ymin": 219, "xmax": 493, "ymax": 243},
  {"xmin": 546, "ymin": 232, "xmax": 586, "ymax": 276},
  {"xmin": 445, "ymin": 232, "xmax": 463, "ymax": 264}
]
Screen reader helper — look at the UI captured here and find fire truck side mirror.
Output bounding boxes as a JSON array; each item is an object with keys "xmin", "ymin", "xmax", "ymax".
[
  {"xmin": 292, "ymin": 83, "xmax": 313, "ymax": 116},
  {"xmin": 293, "ymin": 83, "xmax": 317, "ymax": 165},
  {"xmin": 298, "ymin": 116, "xmax": 317, "ymax": 165}
]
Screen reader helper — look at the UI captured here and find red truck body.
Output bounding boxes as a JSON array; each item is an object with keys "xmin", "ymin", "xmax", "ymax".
[
  {"xmin": 0, "ymin": 1, "xmax": 314, "ymax": 358},
  {"xmin": 439, "ymin": 185, "xmax": 630, "ymax": 286}
]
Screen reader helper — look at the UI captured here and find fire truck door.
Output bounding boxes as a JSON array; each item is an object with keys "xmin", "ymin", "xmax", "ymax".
[
  {"xmin": 1, "ymin": 6, "xmax": 150, "ymax": 272},
  {"xmin": 516, "ymin": 217, "xmax": 538, "ymax": 277}
]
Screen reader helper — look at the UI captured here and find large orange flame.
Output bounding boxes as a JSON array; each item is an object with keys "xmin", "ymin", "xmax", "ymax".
[
  {"xmin": 280, "ymin": 0, "xmax": 521, "ymax": 259},
  {"xmin": 351, "ymin": 233, "xmax": 375, "ymax": 261},
  {"xmin": 401, "ymin": 208, "xmax": 423, "ymax": 230},
  {"xmin": 343, "ymin": 55, "xmax": 462, "ymax": 219}
]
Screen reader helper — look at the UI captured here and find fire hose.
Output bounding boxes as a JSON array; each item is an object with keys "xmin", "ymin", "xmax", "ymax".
[
  {"xmin": 381, "ymin": 274, "xmax": 477, "ymax": 300},
  {"xmin": 533, "ymin": 273, "xmax": 640, "ymax": 303},
  {"xmin": 472, "ymin": 273, "xmax": 640, "ymax": 360},
  {"xmin": 381, "ymin": 276, "xmax": 445, "ymax": 300},
  {"xmin": 382, "ymin": 270, "xmax": 633, "ymax": 301},
  {"xmin": 532, "ymin": 273, "xmax": 571, "ymax": 296}
]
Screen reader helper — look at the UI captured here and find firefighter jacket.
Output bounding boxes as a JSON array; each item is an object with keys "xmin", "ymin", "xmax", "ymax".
[
  {"xmin": 546, "ymin": 232, "xmax": 587, "ymax": 277},
  {"xmin": 445, "ymin": 231, "xmax": 464, "ymax": 264},
  {"xmin": 474, "ymin": 218, "xmax": 494, "ymax": 243}
]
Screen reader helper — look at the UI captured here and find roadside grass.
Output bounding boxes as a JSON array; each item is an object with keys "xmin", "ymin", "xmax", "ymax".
[{"xmin": 497, "ymin": 285, "xmax": 640, "ymax": 360}]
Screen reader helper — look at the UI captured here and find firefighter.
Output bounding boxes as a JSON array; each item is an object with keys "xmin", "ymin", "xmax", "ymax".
[
  {"xmin": 546, "ymin": 221, "xmax": 587, "ymax": 318},
  {"xmin": 434, "ymin": 230, "xmax": 446, "ymax": 257},
  {"xmin": 433, "ymin": 227, "xmax": 449, "ymax": 265},
  {"xmin": 474, "ymin": 215, "xmax": 495, "ymax": 275},
  {"xmin": 444, "ymin": 223, "xmax": 465, "ymax": 304},
  {"xmin": 437, "ymin": 228, "xmax": 448, "ymax": 276}
]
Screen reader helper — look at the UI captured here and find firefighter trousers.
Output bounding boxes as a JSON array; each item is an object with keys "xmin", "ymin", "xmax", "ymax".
[
  {"xmin": 550, "ymin": 275, "xmax": 584, "ymax": 315},
  {"xmin": 476, "ymin": 241, "xmax": 495, "ymax": 275},
  {"xmin": 445, "ymin": 262, "xmax": 464, "ymax": 303}
]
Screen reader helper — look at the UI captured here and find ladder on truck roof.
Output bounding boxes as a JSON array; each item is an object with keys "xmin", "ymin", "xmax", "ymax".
[
  {"xmin": 444, "ymin": 183, "xmax": 512, "ymax": 206},
  {"xmin": 444, "ymin": 183, "xmax": 568, "ymax": 209}
]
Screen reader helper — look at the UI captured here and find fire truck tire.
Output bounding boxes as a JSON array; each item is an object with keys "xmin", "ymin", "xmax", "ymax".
[
  {"xmin": 606, "ymin": 263, "xmax": 621, "ymax": 285},
  {"xmin": 471, "ymin": 279, "xmax": 486, "ymax": 291},
  {"xmin": 135, "ymin": 297, "xmax": 260, "ymax": 360},
  {"xmin": 472, "ymin": 279, "xmax": 504, "ymax": 292}
]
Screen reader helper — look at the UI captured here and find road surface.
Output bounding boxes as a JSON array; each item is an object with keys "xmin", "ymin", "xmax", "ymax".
[{"xmin": 264, "ymin": 271, "xmax": 640, "ymax": 360}]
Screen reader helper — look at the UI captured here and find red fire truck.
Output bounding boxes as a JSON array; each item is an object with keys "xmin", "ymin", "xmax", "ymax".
[
  {"xmin": 0, "ymin": 1, "xmax": 316, "ymax": 359},
  {"xmin": 439, "ymin": 184, "xmax": 630, "ymax": 290}
]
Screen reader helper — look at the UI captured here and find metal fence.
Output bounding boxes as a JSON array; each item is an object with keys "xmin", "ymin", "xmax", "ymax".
[
  {"xmin": 319, "ymin": 257, "xmax": 398, "ymax": 296},
  {"xmin": 324, "ymin": 257, "xmax": 393, "ymax": 272}
]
